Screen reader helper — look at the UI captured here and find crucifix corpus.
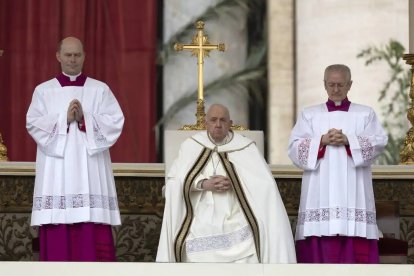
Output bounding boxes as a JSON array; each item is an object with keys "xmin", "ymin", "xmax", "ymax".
[
  {"xmin": 0, "ymin": 49, "xmax": 8, "ymax": 161},
  {"xmin": 174, "ymin": 21, "xmax": 225, "ymax": 130}
]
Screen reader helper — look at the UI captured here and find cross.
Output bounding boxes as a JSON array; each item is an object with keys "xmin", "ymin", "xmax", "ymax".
[
  {"xmin": 0, "ymin": 49, "xmax": 8, "ymax": 161},
  {"xmin": 174, "ymin": 21, "xmax": 225, "ymax": 130}
]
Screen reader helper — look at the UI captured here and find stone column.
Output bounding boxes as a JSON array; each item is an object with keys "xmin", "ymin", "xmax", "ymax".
[
  {"xmin": 267, "ymin": 0, "xmax": 295, "ymax": 164},
  {"xmin": 410, "ymin": 0, "xmax": 414, "ymax": 53}
]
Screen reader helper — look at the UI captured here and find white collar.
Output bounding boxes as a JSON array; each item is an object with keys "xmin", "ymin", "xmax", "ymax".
[
  {"xmin": 192, "ymin": 131, "xmax": 254, "ymax": 153},
  {"xmin": 62, "ymin": 71, "xmax": 82, "ymax": 81},
  {"xmin": 207, "ymin": 131, "xmax": 234, "ymax": 146}
]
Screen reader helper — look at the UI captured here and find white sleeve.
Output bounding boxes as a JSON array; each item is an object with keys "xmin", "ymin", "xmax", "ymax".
[
  {"xmin": 348, "ymin": 109, "xmax": 388, "ymax": 167},
  {"xmin": 83, "ymin": 87, "xmax": 124, "ymax": 156},
  {"xmin": 287, "ymin": 111, "xmax": 321, "ymax": 171},
  {"xmin": 26, "ymin": 89, "xmax": 68, "ymax": 158}
]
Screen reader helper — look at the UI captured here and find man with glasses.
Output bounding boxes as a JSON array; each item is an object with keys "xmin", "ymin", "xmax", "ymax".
[{"xmin": 288, "ymin": 64, "xmax": 388, "ymax": 263}]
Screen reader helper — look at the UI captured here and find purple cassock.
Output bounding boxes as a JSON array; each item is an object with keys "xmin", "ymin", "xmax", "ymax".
[
  {"xmin": 294, "ymin": 98, "xmax": 380, "ymax": 264},
  {"xmin": 37, "ymin": 73, "xmax": 117, "ymax": 262}
]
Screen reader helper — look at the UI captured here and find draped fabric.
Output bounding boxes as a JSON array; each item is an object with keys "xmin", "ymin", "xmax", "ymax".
[
  {"xmin": 157, "ymin": 131, "xmax": 297, "ymax": 263},
  {"xmin": 0, "ymin": 0, "xmax": 157, "ymax": 162}
]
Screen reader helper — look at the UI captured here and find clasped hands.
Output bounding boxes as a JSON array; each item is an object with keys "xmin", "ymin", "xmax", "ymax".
[
  {"xmin": 321, "ymin": 128, "xmax": 349, "ymax": 146},
  {"xmin": 202, "ymin": 175, "xmax": 232, "ymax": 192},
  {"xmin": 67, "ymin": 99, "xmax": 84, "ymax": 124}
]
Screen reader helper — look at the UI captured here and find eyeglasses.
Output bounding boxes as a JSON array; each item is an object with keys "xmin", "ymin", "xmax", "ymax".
[{"xmin": 325, "ymin": 81, "xmax": 349, "ymax": 89}]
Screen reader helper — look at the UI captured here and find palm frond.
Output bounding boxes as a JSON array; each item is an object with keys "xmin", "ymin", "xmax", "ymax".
[
  {"xmin": 157, "ymin": 32, "xmax": 267, "ymax": 128},
  {"xmin": 358, "ymin": 40, "xmax": 410, "ymax": 165},
  {"xmin": 157, "ymin": 0, "xmax": 267, "ymax": 130},
  {"xmin": 157, "ymin": 0, "xmax": 264, "ymax": 65},
  {"xmin": 156, "ymin": 66, "xmax": 266, "ymax": 127}
]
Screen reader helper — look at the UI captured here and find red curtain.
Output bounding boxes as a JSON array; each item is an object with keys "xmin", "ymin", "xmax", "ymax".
[{"xmin": 0, "ymin": 0, "xmax": 157, "ymax": 162}]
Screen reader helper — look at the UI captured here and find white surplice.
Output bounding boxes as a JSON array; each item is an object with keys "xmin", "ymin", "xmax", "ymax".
[
  {"xmin": 156, "ymin": 131, "xmax": 296, "ymax": 263},
  {"xmin": 26, "ymin": 77, "xmax": 124, "ymax": 226},
  {"xmin": 288, "ymin": 103, "xmax": 387, "ymax": 240}
]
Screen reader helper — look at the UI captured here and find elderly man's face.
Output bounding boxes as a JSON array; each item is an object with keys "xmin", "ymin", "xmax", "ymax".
[
  {"xmin": 56, "ymin": 38, "xmax": 85, "ymax": 76},
  {"xmin": 324, "ymin": 70, "xmax": 352, "ymax": 102},
  {"xmin": 206, "ymin": 105, "xmax": 232, "ymax": 143}
]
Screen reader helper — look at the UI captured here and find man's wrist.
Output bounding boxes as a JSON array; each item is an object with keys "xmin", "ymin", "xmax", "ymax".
[
  {"xmin": 320, "ymin": 135, "xmax": 326, "ymax": 146},
  {"xmin": 196, "ymin": 179, "xmax": 206, "ymax": 190},
  {"xmin": 78, "ymin": 118, "xmax": 86, "ymax": 132}
]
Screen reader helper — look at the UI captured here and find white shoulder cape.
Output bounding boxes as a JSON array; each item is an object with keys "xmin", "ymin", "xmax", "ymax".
[{"xmin": 157, "ymin": 131, "xmax": 296, "ymax": 263}]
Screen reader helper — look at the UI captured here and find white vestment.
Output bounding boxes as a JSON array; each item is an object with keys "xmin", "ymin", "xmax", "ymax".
[
  {"xmin": 288, "ymin": 103, "xmax": 387, "ymax": 240},
  {"xmin": 156, "ymin": 131, "xmax": 296, "ymax": 263},
  {"xmin": 26, "ymin": 76, "xmax": 124, "ymax": 226}
]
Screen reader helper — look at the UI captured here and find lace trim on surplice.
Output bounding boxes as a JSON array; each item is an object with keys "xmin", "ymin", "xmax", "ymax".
[
  {"xmin": 297, "ymin": 207, "xmax": 376, "ymax": 225},
  {"xmin": 93, "ymin": 117, "xmax": 107, "ymax": 146},
  {"xmin": 185, "ymin": 225, "xmax": 253, "ymax": 254},
  {"xmin": 298, "ymin": 138, "xmax": 311, "ymax": 166},
  {"xmin": 357, "ymin": 136, "xmax": 374, "ymax": 162},
  {"xmin": 33, "ymin": 194, "xmax": 118, "ymax": 211},
  {"xmin": 44, "ymin": 122, "xmax": 58, "ymax": 144}
]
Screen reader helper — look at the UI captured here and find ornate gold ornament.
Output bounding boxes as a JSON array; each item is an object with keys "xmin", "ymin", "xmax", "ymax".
[
  {"xmin": 174, "ymin": 21, "xmax": 225, "ymax": 130},
  {"xmin": 400, "ymin": 54, "xmax": 414, "ymax": 164},
  {"xmin": 0, "ymin": 133, "xmax": 8, "ymax": 161}
]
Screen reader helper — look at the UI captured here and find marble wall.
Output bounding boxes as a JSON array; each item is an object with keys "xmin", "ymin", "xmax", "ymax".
[{"xmin": 268, "ymin": 0, "xmax": 409, "ymax": 164}]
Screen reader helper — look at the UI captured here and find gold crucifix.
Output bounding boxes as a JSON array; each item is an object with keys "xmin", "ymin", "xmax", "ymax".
[
  {"xmin": 0, "ymin": 49, "xmax": 8, "ymax": 161},
  {"xmin": 174, "ymin": 21, "xmax": 225, "ymax": 130}
]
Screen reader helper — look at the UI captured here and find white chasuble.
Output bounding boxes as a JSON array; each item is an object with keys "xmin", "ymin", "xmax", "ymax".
[
  {"xmin": 184, "ymin": 150, "xmax": 256, "ymax": 263},
  {"xmin": 26, "ymin": 77, "xmax": 124, "ymax": 226},
  {"xmin": 288, "ymin": 103, "xmax": 387, "ymax": 240},
  {"xmin": 157, "ymin": 131, "xmax": 296, "ymax": 263}
]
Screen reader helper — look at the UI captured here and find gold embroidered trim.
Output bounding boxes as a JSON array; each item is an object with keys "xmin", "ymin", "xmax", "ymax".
[
  {"xmin": 221, "ymin": 141, "xmax": 255, "ymax": 153},
  {"xmin": 218, "ymin": 152, "xmax": 261, "ymax": 262},
  {"xmin": 174, "ymin": 147, "xmax": 212, "ymax": 262},
  {"xmin": 191, "ymin": 135, "xmax": 255, "ymax": 154}
]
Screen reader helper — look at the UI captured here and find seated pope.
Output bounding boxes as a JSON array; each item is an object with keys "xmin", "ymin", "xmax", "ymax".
[{"xmin": 156, "ymin": 103, "xmax": 296, "ymax": 263}]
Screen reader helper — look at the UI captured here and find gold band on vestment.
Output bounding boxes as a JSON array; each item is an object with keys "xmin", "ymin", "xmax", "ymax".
[
  {"xmin": 174, "ymin": 147, "xmax": 261, "ymax": 263},
  {"xmin": 218, "ymin": 152, "xmax": 261, "ymax": 263},
  {"xmin": 174, "ymin": 147, "xmax": 212, "ymax": 262}
]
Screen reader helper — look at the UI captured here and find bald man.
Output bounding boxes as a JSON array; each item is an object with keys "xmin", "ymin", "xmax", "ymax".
[
  {"xmin": 156, "ymin": 104, "xmax": 296, "ymax": 263},
  {"xmin": 26, "ymin": 37, "xmax": 124, "ymax": 261}
]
